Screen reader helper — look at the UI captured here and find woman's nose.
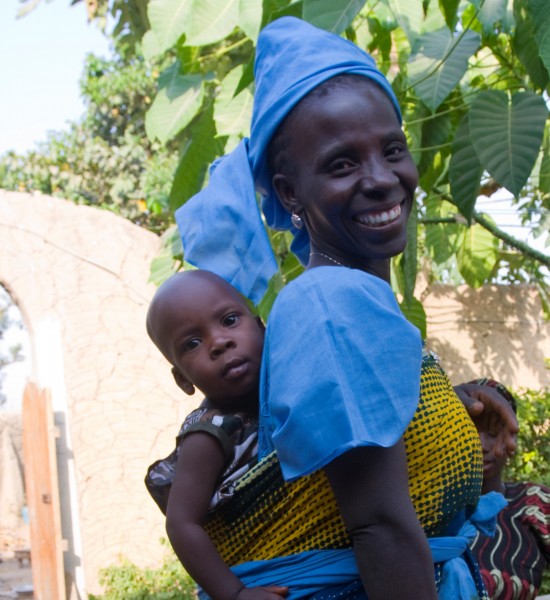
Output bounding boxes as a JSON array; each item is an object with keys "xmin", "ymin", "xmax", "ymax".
[
  {"xmin": 359, "ymin": 161, "xmax": 398, "ymax": 193},
  {"xmin": 479, "ymin": 432, "xmax": 493, "ymax": 455}
]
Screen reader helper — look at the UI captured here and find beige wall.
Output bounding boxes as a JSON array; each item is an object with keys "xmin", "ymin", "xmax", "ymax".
[
  {"xmin": 423, "ymin": 283, "xmax": 548, "ymax": 390},
  {"xmin": 0, "ymin": 191, "xmax": 196, "ymax": 597},
  {"xmin": 0, "ymin": 190, "xmax": 548, "ymax": 596}
]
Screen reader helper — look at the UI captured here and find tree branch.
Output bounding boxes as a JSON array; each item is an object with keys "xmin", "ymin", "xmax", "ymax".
[{"xmin": 419, "ymin": 214, "xmax": 550, "ymax": 268}]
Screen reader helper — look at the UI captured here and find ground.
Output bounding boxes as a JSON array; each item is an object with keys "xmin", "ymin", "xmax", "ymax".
[{"xmin": 0, "ymin": 555, "xmax": 33, "ymax": 599}]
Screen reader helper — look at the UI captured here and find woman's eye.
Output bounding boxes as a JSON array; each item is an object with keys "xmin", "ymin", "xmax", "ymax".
[
  {"xmin": 223, "ymin": 313, "xmax": 240, "ymax": 327},
  {"xmin": 330, "ymin": 159, "xmax": 354, "ymax": 173},
  {"xmin": 385, "ymin": 144, "xmax": 406, "ymax": 159}
]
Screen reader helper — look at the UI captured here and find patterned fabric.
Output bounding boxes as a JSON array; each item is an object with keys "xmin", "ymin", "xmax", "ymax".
[
  {"xmin": 471, "ymin": 482, "xmax": 550, "ymax": 599},
  {"xmin": 145, "ymin": 407, "xmax": 258, "ymax": 515},
  {"xmin": 204, "ymin": 347, "xmax": 483, "ymax": 565}
]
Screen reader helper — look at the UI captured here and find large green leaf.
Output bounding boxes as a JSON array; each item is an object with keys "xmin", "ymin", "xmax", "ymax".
[
  {"xmin": 386, "ymin": 0, "xmax": 424, "ymax": 43},
  {"xmin": 448, "ymin": 114, "xmax": 484, "ymax": 222},
  {"xmin": 540, "ymin": 127, "xmax": 550, "ymax": 197},
  {"xmin": 399, "ymin": 296, "xmax": 426, "ymax": 338},
  {"xmin": 169, "ymin": 103, "xmax": 226, "ymax": 211},
  {"xmin": 145, "ymin": 64, "xmax": 204, "ymax": 144},
  {"xmin": 238, "ymin": 0, "xmax": 263, "ymax": 41},
  {"xmin": 469, "ymin": 90, "xmax": 548, "ymax": 198},
  {"xmin": 214, "ymin": 65, "xmax": 253, "ymax": 137},
  {"xmin": 439, "ymin": 0, "xmax": 461, "ymax": 30},
  {"xmin": 456, "ymin": 223, "xmax": 499, "ymax": 287},
  {"xmin": 185, "ymin": 0, "xmax": 239, "ymax": 46},
  {"xmin": 529, "ymin": 0, "xmax": 550, "ymax": 75},
  {"xmin": 425, "ymin": 222, "xmax": 459, "ymax": 264},
  {"xmin": 302, "ymin": 0, "xmax": 364, "ymax": 33},
  {"xmin": 141, "ymin": 30, "xmax": 162, "ymax": 61},
  {"xmin": 148, "ymin": 0, "xmax": 192, "ymax": 56},
  {"xmin": 418, "ymin": 109, "xmax": 452, "ymax": 174},
  {"xmin": 401, "ymin": 201, "xmax": 418, "ymax": 304},
  {"xmin": 513, "ymin": 0, "xmax": 550, "ymax": 90},
  {"xmin": 408, "ymin": 29, "xmax": 480, "ymax": 111},
  {"xmin": 477, "ymin": 0, "xmax": 507, "ymax": 34}
]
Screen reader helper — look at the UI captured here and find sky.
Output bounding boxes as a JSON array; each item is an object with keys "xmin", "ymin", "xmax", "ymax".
[{"xmin": 0, "ymin": 0, "xmax": 110, "ymax": 155}]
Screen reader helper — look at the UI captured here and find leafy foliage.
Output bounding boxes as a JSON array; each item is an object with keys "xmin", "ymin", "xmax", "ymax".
[
  {"xmin": 504, "ymin": 385, "xmax": 550, "ymax": 595},
  {"xmin": 505, "ymin": 387, "xmax": 550, "ymax": 487},
  {"xmin": 138, "ymin": 0, "xmax": 549, "ymax": 328},
  {"xmin": 89, "ymin": 542, "xmax": 196, "ymax": 600},
  {"xmin": 6, "ymin": 0, "xmax": 550, "ymax": 329},
  {"xmin": 0, "ymin": 53, "xmax": 178, "ymax": 232}
]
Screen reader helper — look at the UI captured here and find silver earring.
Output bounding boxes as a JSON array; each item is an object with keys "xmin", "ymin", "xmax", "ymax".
[{"xmin": 291, "ymin": 213, "xmax": 303, "ymax": 229}]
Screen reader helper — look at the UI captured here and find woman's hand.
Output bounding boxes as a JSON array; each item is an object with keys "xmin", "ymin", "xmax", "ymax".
[
  {"xmin": 236, "ymin": 585, "xmax": 289, "ymax": 599},
  {"xmin": 454, "ymin": 382, "xmax": 518, "ymax": 457}
]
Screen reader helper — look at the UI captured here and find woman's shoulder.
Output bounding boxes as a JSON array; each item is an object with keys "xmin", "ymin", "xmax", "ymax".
[{"xmin": 273, "ymin": 267, "xmax": 395, "ymax": 313}]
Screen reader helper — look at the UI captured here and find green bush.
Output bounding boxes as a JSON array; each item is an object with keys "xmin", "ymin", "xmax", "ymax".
[
  {"xmin": 89, "ymin": 542, "xmax": 196, "ymax": 600},
  {"xmin": 504, "ymin": 387, "xmax": 550, "ymax": 488},
  {"xmin": 504, "ymin": 387, "xmax": 550, "ymax": 594}
]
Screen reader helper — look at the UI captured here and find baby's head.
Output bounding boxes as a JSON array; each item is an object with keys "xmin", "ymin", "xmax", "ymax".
[{"xmin": 147, "ymin": 270, "xmax": 264, "ymax": 412}]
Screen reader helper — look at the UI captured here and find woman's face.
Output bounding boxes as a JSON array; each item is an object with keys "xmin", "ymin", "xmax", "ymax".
[{"xmin": 273, "ymin": 80, "xmax": 418, "ymax": 271}]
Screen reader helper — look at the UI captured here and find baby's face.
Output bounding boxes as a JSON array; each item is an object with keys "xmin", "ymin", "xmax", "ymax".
[{"xmin": 160, "ymin": 276, "xmax": 264, "ymax": 410}]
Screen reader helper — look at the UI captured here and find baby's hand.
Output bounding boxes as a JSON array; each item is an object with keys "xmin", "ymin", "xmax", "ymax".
[{"xmin": 236, "ymin": 585, "xmax": 289, "ymax": 599}]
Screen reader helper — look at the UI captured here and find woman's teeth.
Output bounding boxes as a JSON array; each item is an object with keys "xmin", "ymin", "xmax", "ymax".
[{"xmin": 356, "ymin": 203, "xmax": 401, "ymax": 227}]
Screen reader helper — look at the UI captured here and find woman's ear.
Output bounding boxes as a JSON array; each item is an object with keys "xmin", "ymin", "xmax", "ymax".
[
  {"xmin": 272, "ymin": 173, "xmax": 302, "ymax": 216},
  {"xmin": 171, "ymin": 366, "xmax": 195, "ymax": 396}
]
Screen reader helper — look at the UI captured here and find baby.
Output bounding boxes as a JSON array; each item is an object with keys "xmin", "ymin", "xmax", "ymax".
[{"xmin": 145, "ymin": 269, "xmax": 287, "ymax": 600}]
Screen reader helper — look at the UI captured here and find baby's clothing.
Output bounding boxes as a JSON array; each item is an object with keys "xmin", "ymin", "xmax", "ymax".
[{"xmin": 145, "ymin": 406, "xmax": 258, "ymax": 515}]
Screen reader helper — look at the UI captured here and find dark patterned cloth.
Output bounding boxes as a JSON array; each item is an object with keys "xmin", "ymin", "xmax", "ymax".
[
  {"xmin": 145, "ymin": 406, "xmax": 258, "ymax": 515},
  {"xmin": 471, "ymin": 482, "xmax": 550, "ymax": 599}
]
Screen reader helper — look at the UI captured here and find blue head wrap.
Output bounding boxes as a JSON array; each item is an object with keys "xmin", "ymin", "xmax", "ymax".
[{"xmin": 176, "ymin": 16, "xmax": 401, "ymax": 303}]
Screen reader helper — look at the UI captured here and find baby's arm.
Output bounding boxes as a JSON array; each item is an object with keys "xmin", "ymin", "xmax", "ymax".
[
  {"xmin": 324, "ymin": 440, "xmax": 438, "ymax": 600},
  {"xmin": 166, "ymin": 432, "xmax": 288, "ymax": 600}
]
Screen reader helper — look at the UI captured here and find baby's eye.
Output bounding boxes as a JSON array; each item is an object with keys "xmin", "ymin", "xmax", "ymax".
[
  {"xmin": 223, "ymin": 313, "xmax": 240, "ymax": 327},
  {"xmin": 183, "ymin": 338, "xmax": 201, "ymax": 352}
]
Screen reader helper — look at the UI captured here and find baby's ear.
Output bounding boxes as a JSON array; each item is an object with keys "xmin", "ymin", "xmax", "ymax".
[
  {"xmin": 255, "ymin": 316, "xmax": 265, "ymax": 332},
  {"xmin": 171, "ymin": 367, "xmax": 195, "ymax": 396},
  {"xmin": 272, "ymin": 173, "xmax": 301, "ymax": 215}
]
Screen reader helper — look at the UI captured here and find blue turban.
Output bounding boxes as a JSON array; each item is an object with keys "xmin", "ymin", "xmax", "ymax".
[{"xmin": 176, "ymin": 16, "xmax": 401, "ymax": 304}]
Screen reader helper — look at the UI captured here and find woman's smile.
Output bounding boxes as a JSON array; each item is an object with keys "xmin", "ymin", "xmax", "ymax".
[{"xmin": 353, "ymin": 201, "xmax": 403, "ymax": 228}]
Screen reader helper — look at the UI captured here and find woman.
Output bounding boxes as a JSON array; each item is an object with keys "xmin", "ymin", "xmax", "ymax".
[
  {"xmin": 175, "ymin": 16, "xmax": 515, "ymax": 599},
  {"xmin": 470, "ymin": 379, "xmax": 549, "ymax": 599}
]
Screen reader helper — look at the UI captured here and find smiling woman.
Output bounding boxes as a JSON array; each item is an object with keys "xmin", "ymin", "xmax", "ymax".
[{"xmin": 172, "ymin": 16, "xmax": 517, "ymax": 600}]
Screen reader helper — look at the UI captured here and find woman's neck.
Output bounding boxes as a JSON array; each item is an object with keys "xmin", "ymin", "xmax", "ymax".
[
  {"xmin": 482, "ymin": 477, "xmax": 506, "ymax": 495},
  {"xmin": 307, "ymin": 249, "xmax": 391, "ymax": 282}
]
